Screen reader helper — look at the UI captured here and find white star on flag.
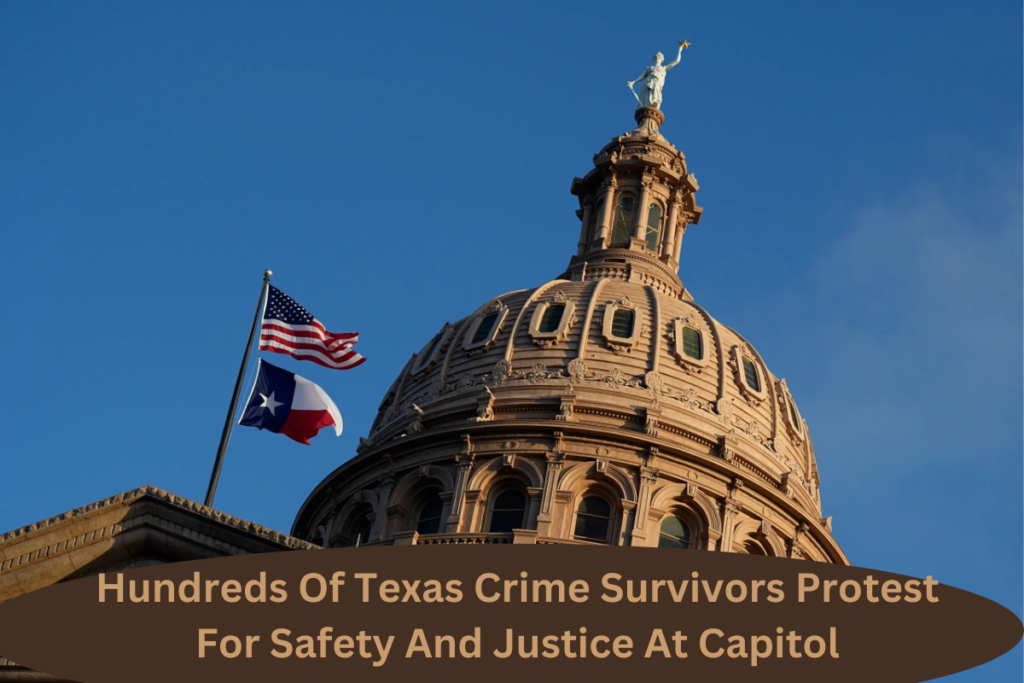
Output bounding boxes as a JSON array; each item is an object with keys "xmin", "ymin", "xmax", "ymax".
[{"xmin": 259, "ymin": 391, "xmax": 283, "ymax": 416}]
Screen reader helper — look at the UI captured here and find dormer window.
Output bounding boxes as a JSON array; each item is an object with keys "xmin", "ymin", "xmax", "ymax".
[
  {"xmin": 644, "ymin": 203, "xmax": 662, "ymax": 251},
  {"xmin": 742, "ymin": 357, "xmax": 761, "ymax": 391},
  {"xmin": 777, "ymin": 378, "xmax": 804, "ymax": 442},
  {"xmin": 671, "ymin": 316, "xmax": 708, "ymax": 372},
  {"xmin": 539, "ymin": 304, "xmax": 565, "ymax": 333},
  {"xmin": 463, "ymin": 302, "xmax": 509, "ymax": 354},
  {"xmin": 611, "ymin": 309, "xmax": 635, "ymax": 338},
  {"xmin": 422, "ymin": 335, "xmax": 443, "ymax": 362},
  {"xmin": 682, "ymin": 326, "xmax": 702, "ymax": 359},
  {"xmin": 610, "ymin": 196, "xmax": 634, "ymax": 246},
  {"xmin": 414, "ymin": 324, "xmax": 453, "ymax": 373},
  {"xmin": 730, "ymin": 345, "xmax": 768, "ymax": 406},
  {"xmin": 529, "ymin": 292, "xmax": 576, "ymax": 348},
  {"xmin": 601, "ymin": 297, "xmax": 643, "ymax": 354},
  {"xmin": 472, "ymin": 313, "xmax": 499, "ymax": 345}
]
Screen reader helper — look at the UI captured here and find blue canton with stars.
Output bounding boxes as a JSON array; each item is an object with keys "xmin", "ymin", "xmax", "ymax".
[{"xmin": 264, "ymin": 285, "xmax": 316, "ymax": 325}]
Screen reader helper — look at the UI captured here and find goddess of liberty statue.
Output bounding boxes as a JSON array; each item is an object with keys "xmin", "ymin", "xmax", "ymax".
[{"xmin": 628, "ymin": 42, "xmax": 689, "ymax": 110}]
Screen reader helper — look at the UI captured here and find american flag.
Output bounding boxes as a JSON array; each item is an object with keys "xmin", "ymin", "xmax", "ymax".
[{"xmin": 259, "ymin": 285, "xmax": 366, "ymax": 370}]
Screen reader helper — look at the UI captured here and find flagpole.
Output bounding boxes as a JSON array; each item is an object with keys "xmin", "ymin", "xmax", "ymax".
[{"xmin": 205, "ymin": 270, "xmax": 272, "ymax": 508}]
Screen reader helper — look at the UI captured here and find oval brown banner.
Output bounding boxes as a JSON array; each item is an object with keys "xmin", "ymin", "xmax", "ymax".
[{"xmin": 0, "ymin": 547, "xmax": 1019, "ymax": 682}]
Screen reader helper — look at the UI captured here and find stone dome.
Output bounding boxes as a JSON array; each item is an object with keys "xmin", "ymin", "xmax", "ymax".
[{"xmin": 293, "ymin": 108, "xmax": 847, "ymax": 565}]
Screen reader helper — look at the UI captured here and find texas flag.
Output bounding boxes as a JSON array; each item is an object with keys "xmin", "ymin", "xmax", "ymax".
[{"xmin": 238, "ymin": 360, "xmax": 343, "ymax": 444}]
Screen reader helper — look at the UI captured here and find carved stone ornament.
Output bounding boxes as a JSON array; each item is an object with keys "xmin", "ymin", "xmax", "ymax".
[
  {"xmin": 473, "ymin": 386, "xmax": 495, "ymax": 423},
  {"xmin": 644, "ymin": 371, "xmax": 664, "ymax": 394},
  {"xmin": 644, "ymin": 402, "xmax": 661, "ymax": 437},
  {"xmin": 408, "ymin": 404, "xmax": 426, "ymax": 434},
  {"xmin": 492, "ymin": 359, "xmax": 513, "ymax": 382},
  {"xmin": 556, "ymin": 385, "xmax": 576, "ymax": 422},
  {"xmin": 567, "ymin": 358, "xmax": 588, "ymax": 383}
]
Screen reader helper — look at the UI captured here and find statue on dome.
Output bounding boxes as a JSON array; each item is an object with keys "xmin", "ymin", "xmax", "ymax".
[{"xmin": 628, "ymin": 41, "xmax": 690, "ymax": 110}]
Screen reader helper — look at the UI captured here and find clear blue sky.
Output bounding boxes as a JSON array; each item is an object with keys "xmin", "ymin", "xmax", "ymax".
[{"xmin": 1, "ymin": 2, "xmax": 1020, "ymax": 678}]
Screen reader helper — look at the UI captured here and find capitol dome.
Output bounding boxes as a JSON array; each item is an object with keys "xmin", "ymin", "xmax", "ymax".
[{"xmin": 293, "ymin": 107, "xmax": 847, "ymax": 564}]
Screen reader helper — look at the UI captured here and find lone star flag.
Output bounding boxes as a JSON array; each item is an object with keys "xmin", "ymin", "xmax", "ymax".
[
  {"xmin": 238, "ymin": 360, "xmax": 343, "ymax": 444},
  {"xmin": 259, "ymin": 285, "xmax": 366, "ymax": 370}
]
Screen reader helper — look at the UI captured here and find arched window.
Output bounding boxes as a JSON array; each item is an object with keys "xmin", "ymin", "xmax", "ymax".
[
  {"xmin": 590, "ymin": 200, "xmax": 606, "ymax": 241},
  {"xmin": 488, "ymin": 490, "xmax": 527, "ymax": 533},
  {"xmin": 472, "ymin": 312, "xmax": 500, "ymax": 345},
  {"xmin": 610, "ymin": 309, "xmax": 635, "ymax": 338},
  {"xmin": 416, "ymin": 495, "xmax": 444, "ymax": 536},
  {"xmin": 538, "ymin": 303, "xmax": 565, "ymax": 333},
  {"xmin": 658, "ymin": 515, "xmax": 692, "ymax": 549},
  {"xmin": 349, "ymin": 516, "xmax": 372, "ymax": 547},
  {"xmin": 787, "ymin": 396, "xmax": 800, "ymax": 427},
  {"xmin": 415, "ymin": 327, "xmax": 448, "ymax": 372},
  {"xmin": 644, "ymin": 203, "xmax": 661, "ymax": 251},
  {"xmin": 573, "ymin": 495, "xmax": 613, "ymax": 543},
  {"xmin": 610, "ymin": 196, "xmax": 634, "ymax": 246},
  {"xmin": 682, "ymin": 326, "xmax": 702, "ymax": 360},
  {"xmin": 742, "ymin": 357, "xmax": 761, "ymax": 392}
]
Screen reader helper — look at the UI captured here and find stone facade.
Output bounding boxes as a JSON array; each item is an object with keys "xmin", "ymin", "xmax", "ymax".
[
  {"xmin": 291, "ymin": 108, "xmax": 846, "ymax": 565},
  {"xmin": 0, "ymin": 486, "xmax": 317, "ymax": 679}
]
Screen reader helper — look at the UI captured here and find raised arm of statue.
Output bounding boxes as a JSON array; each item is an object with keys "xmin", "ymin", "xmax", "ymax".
[{"xmin": 664, "ymin": 44, "xmax": 685, "ymax": 71}]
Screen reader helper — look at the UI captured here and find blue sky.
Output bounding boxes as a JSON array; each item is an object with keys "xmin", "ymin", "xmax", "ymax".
[{"xmin": 1, "ymin": 2, "xmax": 1020, "ymax": 678}]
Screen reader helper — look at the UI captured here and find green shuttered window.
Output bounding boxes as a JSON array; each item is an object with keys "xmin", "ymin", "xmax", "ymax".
[
  {"xmin": 611, "ymin": 309, "xmax": 635, "ymax": 338},
  {"xmin": 742, "ymin": 357, "xmax": 760, "ymax": 391},
  {"xmin": 682, "ymin": 327, "xmax": 702, "ymax": 360},
  {"xmin": 472, "ymin": 313, "xmax": 499, "ymax": 345},
  {"xmin": 538, "ymin": 304, "xmax": 565, "ymax": 333}
]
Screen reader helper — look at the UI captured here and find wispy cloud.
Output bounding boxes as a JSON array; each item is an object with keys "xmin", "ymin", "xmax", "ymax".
[{"xmin": 783, "ymin": 153, "xmax": 1022, "ymax": 476}]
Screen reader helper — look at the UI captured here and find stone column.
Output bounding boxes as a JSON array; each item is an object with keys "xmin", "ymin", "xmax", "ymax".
[
  {"xmin": 577, "ymin": 198, "xmax": 594, "ymax": 257},
  {"xmin": 719, "ymin": 478, "xmax": 745, "ymax": 552},
  {"xmin": 526, "ymin": 487, "xmax": 543, "ymax": 530},
  {"xmin": 595, "ymin": 174, "xmax": 617, "ymax": 247},
  {"xmin": 662, "ymin": 189, "xmax": 681, "ymax": 260},
  {"xmin": 385, "ymin": 504, "xmax": 408, "ymax": 539},
  {"xmin": 446, "ymin": 434, "xmax": 475, "ymax": 533},
  {"xmin": 633, "ymin": 179, "xmax": 653, "ymax": 241},
  {"xmin": 630, "ymin": 466, "xmax": 659, "ymax": 546},
  {"xmin": 673, "ymin": 216, "xmax": 688, "ymax": 264},
  {"xmin": 371, "ymin": 476, "xmax": 395, "ymax": 542},
  {"xmin": 536, "ymin": 450, "xmax": 565, "ymax": 537}
]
